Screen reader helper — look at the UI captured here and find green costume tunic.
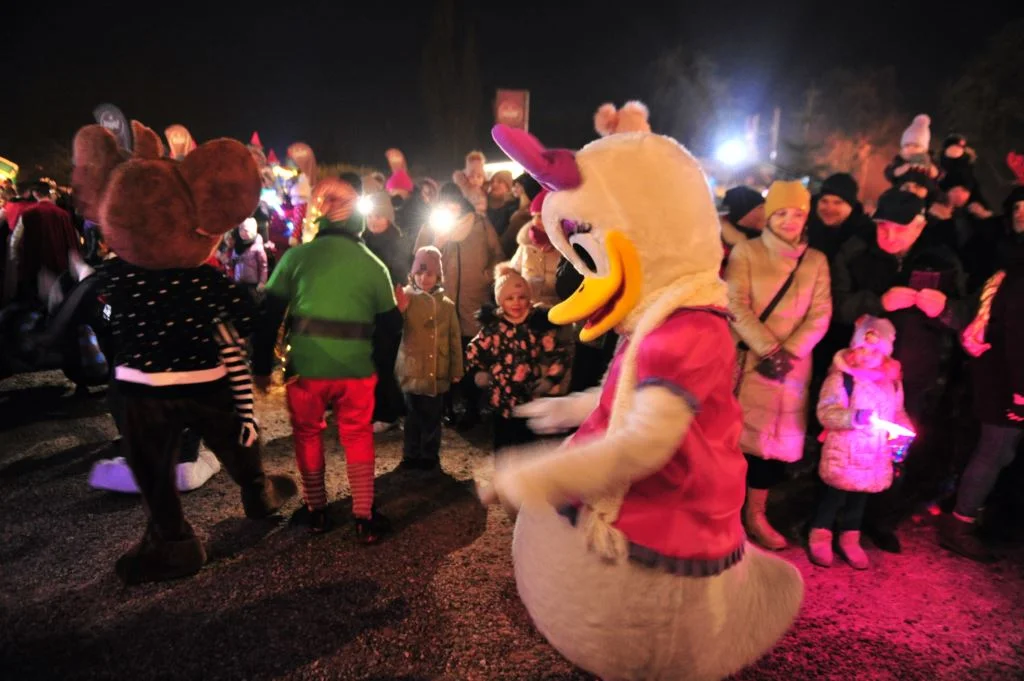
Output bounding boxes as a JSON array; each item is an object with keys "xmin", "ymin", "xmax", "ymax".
[{"xmin": 267, "ymin": 218, "xmax": 397, "ymax": 379}]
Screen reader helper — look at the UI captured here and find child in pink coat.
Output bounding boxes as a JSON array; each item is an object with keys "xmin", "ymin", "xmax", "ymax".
[{"xmin": 811, "ymin": 315, "xmax": 913, "ymax": 569}]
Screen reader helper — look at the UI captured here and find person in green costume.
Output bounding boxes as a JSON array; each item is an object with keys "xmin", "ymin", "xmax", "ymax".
[{"xmin": 253, "ymin": 177, "xmax": 402, "ymax": 541}]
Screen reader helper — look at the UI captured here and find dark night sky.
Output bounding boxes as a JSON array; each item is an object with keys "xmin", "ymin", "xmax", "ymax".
[{"xmin": 3, "ymin": 0, "xmax": 1021, "ymax": 176}]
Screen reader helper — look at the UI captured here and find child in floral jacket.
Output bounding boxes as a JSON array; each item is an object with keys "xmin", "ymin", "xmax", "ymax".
[
  {"xmin": 466, "ymin": 263, "xmax": 568, "ymax": 449},
  {"xmin": 811, "ymin": 315, "xmax": 913, "ymax": 570}
]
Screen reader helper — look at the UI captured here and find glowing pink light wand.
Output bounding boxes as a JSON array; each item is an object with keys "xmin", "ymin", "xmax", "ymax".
[{"xmin": 869, "ymin": 414, "xmax": 916, "ymax": 440}]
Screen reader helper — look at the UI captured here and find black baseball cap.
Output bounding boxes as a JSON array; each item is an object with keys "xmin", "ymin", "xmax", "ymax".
[{"xmin": 874, "ymin": 188, "xmax": 925, "ymax": 225}]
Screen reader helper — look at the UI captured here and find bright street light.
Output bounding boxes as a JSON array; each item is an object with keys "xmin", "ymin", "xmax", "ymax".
[{"xmin": 715, "ymin": 139, "xmax": 749, "ymax": 167}]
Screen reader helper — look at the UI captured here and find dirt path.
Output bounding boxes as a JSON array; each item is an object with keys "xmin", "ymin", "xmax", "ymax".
[{"xmin": 1, "ymin": 371, "xmax": 1021, "ymax": 680}]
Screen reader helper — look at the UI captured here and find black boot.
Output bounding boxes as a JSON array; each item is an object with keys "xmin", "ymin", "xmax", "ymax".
[
  {"xmin": 115, "ymin": 523, "xmax": 207, "ymax": 585},
  {"xmin": 355, "ymin": 507, "xmax": 392, "ymax": 544},
  {"xmin": 938, "ymin": 514, "xmax": 997, "ymax": 563},
  {"xmin": 307, "ymin": 507, "xmax": 335, "ymax": 535},
  {"xmin": 242, "ymin": 474, "xmax": 298, "ymax": 518}
]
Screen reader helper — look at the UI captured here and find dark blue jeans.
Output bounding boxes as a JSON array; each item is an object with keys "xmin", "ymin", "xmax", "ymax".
[
  {"xmin": 955, "ymin": 424, "xmax": 1023, "ymax": 519},
  {"xmin": 403, "ymin": 393, "xmax": 444, "ymax": 462},
  {"xmin": 812, "ymin": 484, "xmax": 869, "ymax": 532}
]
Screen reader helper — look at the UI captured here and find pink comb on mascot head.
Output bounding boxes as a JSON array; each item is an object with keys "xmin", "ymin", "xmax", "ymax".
[{"xmin": 478, "ymin": 101, "xmax": 804, "ymax": 681}]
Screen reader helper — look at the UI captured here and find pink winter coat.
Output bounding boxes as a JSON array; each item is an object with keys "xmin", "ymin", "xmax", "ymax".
[{"xmin": 816, "ymin": 352, "xmax": 912, "ymax": 493}]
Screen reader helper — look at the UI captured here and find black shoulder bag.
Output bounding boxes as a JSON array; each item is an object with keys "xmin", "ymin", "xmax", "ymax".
[{"xmin": 733, "ymin": 252, "xmax": 807, "ymax": 395}]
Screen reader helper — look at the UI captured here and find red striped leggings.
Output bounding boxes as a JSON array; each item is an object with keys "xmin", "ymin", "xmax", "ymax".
[{"xmin": 285, "ymin": 375, "xmax": 377, "ymax": 517}]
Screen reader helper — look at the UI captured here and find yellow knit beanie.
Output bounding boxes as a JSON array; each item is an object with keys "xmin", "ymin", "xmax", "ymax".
[{"xmin": 764, "ymin": 180, "xmax": 811, "ymax": 218}]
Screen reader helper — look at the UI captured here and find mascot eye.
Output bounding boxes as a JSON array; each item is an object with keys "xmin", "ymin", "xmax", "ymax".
[
  {"xmin": 560, "ymin": 219, "xmax": 592, "ymax": 239},
  {"xmin": 569, "ymin": 232, "xmax": 610, "ymax": 277}
]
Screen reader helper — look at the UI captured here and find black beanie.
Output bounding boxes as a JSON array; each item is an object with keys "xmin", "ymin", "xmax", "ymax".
[
  {"xmin": 515, "ymin": 173, "xmax": 542, "ymax": 201},
  {"xmin": 874, "ymin": 188, "xmax": 925, "ymax": 225},
  {"xmin": 942, "ymin": 134, "xmax": 966, "ymax": 153},
  {"xmin": 820, "ymin": 173, "xmax": 859, "ymax": 207},
  {"xmin": 719, "ymin": 186, "xmax": 765, "ymax": 225}
]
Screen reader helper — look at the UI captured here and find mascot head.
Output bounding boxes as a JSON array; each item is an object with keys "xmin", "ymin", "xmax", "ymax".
[
  {"xmin": 72, "ymin": 121, "xmax": 260, "ymax": 270},
  {"xmin": 493, "ymin": 101, "xmax": 724, "ymax": 342}
]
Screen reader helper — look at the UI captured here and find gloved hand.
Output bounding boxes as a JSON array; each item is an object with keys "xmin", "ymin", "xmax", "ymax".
[
  {"xmin": 474, "ymin": 371, "xmax": 492, "ymax": 388},
  {"xmin": 513, "ymin": 389, "xmax": 601, "ymax": 434},
  {"xmin": 915, "ymin": 288, "xmax": 947, "ymax": 319},
  {"xmin": 755, "ymin": 348, "xmax": 795, "ymax": 381}
]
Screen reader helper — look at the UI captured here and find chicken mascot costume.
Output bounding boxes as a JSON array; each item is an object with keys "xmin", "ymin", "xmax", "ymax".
[{"xmin": 478, "ymin": 102, "xmax": 804, "ymax": 681}]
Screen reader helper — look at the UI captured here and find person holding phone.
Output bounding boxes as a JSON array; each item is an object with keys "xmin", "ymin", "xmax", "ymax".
[{"xmin": 831, "ymin": 189, "xmax": 970, "ymax": 553}]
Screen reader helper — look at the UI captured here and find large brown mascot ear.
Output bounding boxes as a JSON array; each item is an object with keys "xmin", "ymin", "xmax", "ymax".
[
  {"xmin": 71, "ymin": 125, "xmax": 127, "ymax": 222},
  {"xmin": 100, "ymin": 137, "xmax": 260, "ymax": 269},
  {"xmin": 180, "ymin": 139, "xmax": 261, "ymax": 237},
  {"xmin": 131, "ymin": 120, "xmax": 165, "ymax": 159},
  {"xmin": 100, "ymin": 160, "xmax": 203, "ymax": 269}
]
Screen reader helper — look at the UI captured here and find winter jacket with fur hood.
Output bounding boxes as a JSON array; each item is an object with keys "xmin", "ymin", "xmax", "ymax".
[
  {"xmin": 510, "ymin": 225, "xmax": 561, "ymax": 307},
  {"xmin": 817, "ymin": 351, "xmax": 911, "ymax": 493},
  {"xmin": 397, "ymin": 284, "xmax": 463, "ymax": 396},
  {"xmin": 726, "ymin": 228, "xmax": 832, "ymax": 462},
  {"xmin": 414, "ymin": 212, "xmax": 504, "ymax": 336}
]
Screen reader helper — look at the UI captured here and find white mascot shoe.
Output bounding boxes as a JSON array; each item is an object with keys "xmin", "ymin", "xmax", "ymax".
[
  {"xmin": 89, "ymin": 449, "xmax": 221, "ymax": 493},
  {"xmin": 482, "ymin": 103, "xmax": 804, "ymax": 681}
]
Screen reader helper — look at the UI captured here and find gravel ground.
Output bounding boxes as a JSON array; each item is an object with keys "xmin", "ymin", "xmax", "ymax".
[{"xmin": 1, "ymin": 371, "xmax": 1022, "ymax": 681}]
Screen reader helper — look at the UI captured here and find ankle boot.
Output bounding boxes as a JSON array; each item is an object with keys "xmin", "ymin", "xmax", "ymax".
[
  {"xmin": 744, "ymin": 487, "xmax": 787, "ymax": 550},
  {"xmin": 808, "ymin": 528, "xmax": 834, "ymax": 567},
  {"xmin": 115, "ymin": 523, "xmax": 207, "ymax": 585},
  {"xmin": 838, "ymin": 531, "xmax": 869, "ymax": 570},
  {"xmin": 938, "ymin": 514, "xmax": 997, "ymax": 563}
]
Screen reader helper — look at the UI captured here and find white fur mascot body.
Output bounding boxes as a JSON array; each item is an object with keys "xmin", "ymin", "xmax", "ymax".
[{"xmin": 478, "ymin": 103, "xmax": 804, "ymax": 681}]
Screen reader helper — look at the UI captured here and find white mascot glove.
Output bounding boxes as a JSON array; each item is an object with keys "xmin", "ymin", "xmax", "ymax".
[{"xmin": 513, "ymin": 388, "xmax": 601, "ymax": 434}]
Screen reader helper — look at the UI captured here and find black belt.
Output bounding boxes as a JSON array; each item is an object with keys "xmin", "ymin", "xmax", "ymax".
[{"xmin": 290, "ymin": 316, "xmax": 374, "ymax": 340}]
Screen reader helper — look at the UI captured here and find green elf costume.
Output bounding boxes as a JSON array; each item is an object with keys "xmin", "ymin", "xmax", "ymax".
[{"xmin": 254, "ymin": 177, "xmax": 401, "ymax": 540}]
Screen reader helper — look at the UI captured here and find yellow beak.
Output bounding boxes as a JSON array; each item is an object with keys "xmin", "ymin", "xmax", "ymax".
[{"xmin": 549, "ymin": 230, "xmax": 642, "ymax": 343}]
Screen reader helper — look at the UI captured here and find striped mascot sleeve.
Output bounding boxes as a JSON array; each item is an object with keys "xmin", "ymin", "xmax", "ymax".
[{"xmin": 213, "ymin": 321, "xmax": 259, "ymax": 447}]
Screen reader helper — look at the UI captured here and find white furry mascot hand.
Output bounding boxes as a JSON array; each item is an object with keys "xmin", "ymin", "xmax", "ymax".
[
  {"xmin": 513, "ymin": 388, "xmax": 601, "ymax": 434},
  {"xmin": 480, "ymin": 385, "xmax": 693, "ymax": 517}
]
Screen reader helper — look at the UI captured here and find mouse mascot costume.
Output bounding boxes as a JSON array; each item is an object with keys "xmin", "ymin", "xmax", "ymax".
[
  {"xmin": 478, "ymin": 102, "xmax": 804, "ymax": 681},
  {"xmin": 70, "ymin": 120, "xmax": 297, "ymax": 585}
]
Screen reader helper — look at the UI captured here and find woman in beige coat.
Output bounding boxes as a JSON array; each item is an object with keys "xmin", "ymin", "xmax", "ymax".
[{"xmin": 726, "ymin": 180, "xmax": 832, "ymax": 550}]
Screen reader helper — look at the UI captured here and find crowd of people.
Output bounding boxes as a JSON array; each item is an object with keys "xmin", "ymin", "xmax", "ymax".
[{"xmin": 0, "ymin": 110, "xmax": 1021, "ymax": 579}]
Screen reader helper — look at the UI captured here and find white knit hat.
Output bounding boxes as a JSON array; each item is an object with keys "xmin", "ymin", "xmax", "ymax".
[
  {"xmin": 851, "ymin": 315, "xmax": 896, "ymax": 356},
  {"xmin": 900, "ymin": 114, "xmax": 931, "ymax": 150},
  {"xmin": 493, "ymin": 263, "xmax": 531, "ymax": 304}
]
